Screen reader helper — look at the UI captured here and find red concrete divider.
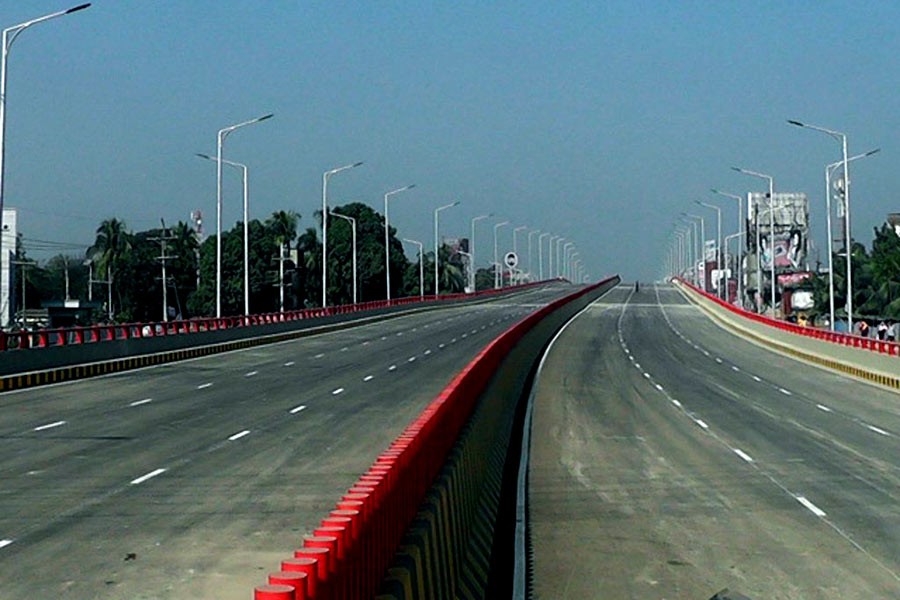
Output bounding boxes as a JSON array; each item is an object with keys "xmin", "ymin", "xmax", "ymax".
[
  {"xmin": 675, "ymin": 278, "xmax": 900, "ymax": 358},
  {"xmin": 1, "ymin": 279, "xmax": 559, "ymax": 353},
  {"xmin": 253, "ymin": 275, "xmax": 616, "ymax": 600}
]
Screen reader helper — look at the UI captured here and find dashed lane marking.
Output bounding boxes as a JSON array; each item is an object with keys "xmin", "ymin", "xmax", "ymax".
[
  {"xmin": 867, "ymin": 424, "xmax": 891, "ymax": 437},
  {"xmin": 694, "ymin": 418, "xmax": 709, "ymax": 430},
  {"xmin": 131, "ymin": 468, "xmax": 166, "ymax": 485},
  {"xmin": 388, "ymin": 365, "xmax": 397, "ymax": 371},
  {"xmin": 289, "ymin": 405, "xmax": 307, "ymax": 414},
  {"xmin": 33, "ymin": 421, "xmax": 66, "ymax": 432},
  {"xmin": 228, "ymin": 430, "xmax": 251, "ymax": 441},
  {"xmin": 796, "ymin": 495, "xmax": 827, "ymax": 518},
  {"xmin": 779, "ymin": 388, "xmax": 793, "ymax": 396},
  {"xmin": 245, "ymin": 371, "xmax": 258, "ymax": 377},
  {"xmin": 197, "ymin": 383, "xmax": 212, "ymax": 390},
  {"xmin": 733, "ymin": 448, "xmax": 754, "ymax": 463},
  {"xmin": 129, "ymin": 398, "xmax": 152, "ymax": 407},
  {"xmin": 284, "ymin": 361, "xmax": 295, "ymax": 367},
  {"xmin": 332, "ymin": 388, "xmax": 345, "ymax": 395},
  {"xmin": 363, "ymin": 375, "xmax": 374, "ymax": 382},
  {"xmin": 315, "ymin": 353, "xmax": 325, "ymax": 358},
  {"xmin": 816, "ymin": 404, "xmax": 833, "ymax": 413}
]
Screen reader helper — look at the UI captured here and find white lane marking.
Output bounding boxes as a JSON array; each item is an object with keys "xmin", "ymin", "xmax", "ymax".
[
  {"xmin": 284, "ymin": 361, "xmax": 295, "ymax": 367},
  {"xmin": 228, "ymin": 430, "xmax": 251, "ymax": 441},
  {"xmin": 33, "ymin": 420, "xmax": 66, "ymax": 432},
  {"xmin": 0, "ymin": 540, "xmax": 13, "ymax": 550},
  {"xmin": 315, "ymin": 353, "xmax": 325, "ymax": 358},
  {"xmin": 424, "ymin": 349, "xmax": 432, "ymax": 356},
  {"xmin": 462, "ymin": 333, "xmax": 468, "ymax": 338},
  {"xmin": 796, "ymin": 495, "xmax": 827, "ymax": 517},
  {"xmin": 731, "ymin": 366, "xmax": 741, "ymax": 372},
  {"xmin": 778, "ymin": 388, "xmax": 793, "ymax": 396},
  {"xmin": 380, "ymin": 336, "xmax": 387, "ymax": 341},
  {"xmin": 733, "ymin": 448, "xmax": 754, "ymax": 463},
  {"xmin": 867, "ymin": 424, "xmax": 891, "ymax": 437},
  {"xmin": 362, "ymin": 341, "xmax": 370, "ymax": 346},
  {"xmin": 332, "ymin": 388, "xmax": 345, "ymax": 395},
  {"xmin": 655, "ymin": 384, "xmax": 664, "ymax": 392},
  {"xmin": 197, "ymin": 383, "xmax": 212, "ymax": 390},
  {"xmin": 471, "ymin": 329, "xmax": 477, "ymax": 334},
  {"xmin": 289, "ymin": 405, "xmax": 307, "ymax": 414},
  {"xmin": 702, "ymin": 350, "xmax": 711, "ymax": 357},
  {"xmin": 341, "ymin": 347, "xmax": 349, "ymax": 352},
  {"xmin": 245, "ymin": 371, "xmax": 258, "ymax": 377},
  {"xmin": 388, "ymin": 365, "xmax": 397, "ymax": 371},
  {"xmin": 643, "ymin": 372, "xmax": 651, "ymax": 379},
  {"xmin": 634, "ymin": 363, "xmax": 641, "ymax": 369},
  {"xmin": 408, "ymin": 356, "xmax": 416, "ymax": 363},
  {"xmin": 363, "ymin": 375, "xmax": 374, "ymax": 382},
  {"xmin": 694, "ymin": 418, "xmax": 709, "ymax": 430},
  {"xmin": 451, "ymin": 338, "xmax": 457, "ymax": 343},
  {"xmin": 438, "ymin": 343, "xmax": 446, "ymax": 349},
  {"xmin": 131, "ymin": 468, "xmax": 166, "ymax": 485},
  {"xmin": 412, "ymin": 328, "xmax": 418, "ymax": 332},
  {"xmin": 628, "ymin": 355, "xmax": 635, "ymax": 362},
  {"xmin": 816, "ymin": 404, "xmax": 833, "ymax": 413},
  {"xmin": 715, "ymin": 357, "xmax": 723, "ymax": 364},
  {"xmin": 752, "ymin": 375, "xmax": 762, "ymax": 382},
  {"xmin": 129, "ymin": 398, "xmax": 152, "ymax": 407},
  {"xmin": 396, "ymin": 332, "xmax": 403, "ymax": 337},
  {"xmin": 671, "ymin": 399, "xmax": 682, "ymax": 407}
]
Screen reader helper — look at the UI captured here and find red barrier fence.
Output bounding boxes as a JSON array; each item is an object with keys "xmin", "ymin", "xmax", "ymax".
[
  {"xmin": 1, "ymin": 279, "xmax": 557, "ymax": 353},
  {"xmin": 252, "ymin": 275, "xmax": 617, "ymax": 600},
  {"xmin": 675, "ymin": 278, "xmax": 900, "ymax": 358}
]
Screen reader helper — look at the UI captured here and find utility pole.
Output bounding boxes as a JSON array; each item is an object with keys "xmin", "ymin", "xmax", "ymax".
[
  {"xmin": 272, "ymin": 244, "xmax": 291, "ymax": 313},
  {"xmin": 150, "ymin": 219, "xmax": 177, "ymax": 322},
  {"xmin": 11, "ymin": 259, "xmax": 35, "ymax": 327}
]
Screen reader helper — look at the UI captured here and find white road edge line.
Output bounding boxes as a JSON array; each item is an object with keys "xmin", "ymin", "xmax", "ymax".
[
  {"xmin": 733, "ymin": 448, "xmax": 754, "ymax": 463},
  {"xmin": 33, "ymin": 420, "xmax": 66, "ymax": 432},
  {"xmin": 129, "ymin": 398, "xmax": 152, "ymax": 407},
  {"xmin": 289, "ymin": 405, "xmax": 307, "ymax": 414},
  {"xmin": 131, "ymin": 468, "xmax": 166, "ymax": 485},
  {"xmin": 228, "ymin": 430, "xmax": 251, "ymax": 441},
  {"xmin": 796, "ymin": 495, "xmax": 827, "ymax": 517}
]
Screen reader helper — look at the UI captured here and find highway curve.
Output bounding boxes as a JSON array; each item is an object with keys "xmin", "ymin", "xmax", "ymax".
[
  {"xmin": 529, "ymin": 283, "xmax": 900, "ymax": 599},
  {"xmin": 0, "ymin": 284, "xmax": 573, "ymax": 599}
]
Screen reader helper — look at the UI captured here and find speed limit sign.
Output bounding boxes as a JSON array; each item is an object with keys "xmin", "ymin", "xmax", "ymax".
[{"xmin": 504, "ymin": 252, "xmax": 519, "ymax": 269}]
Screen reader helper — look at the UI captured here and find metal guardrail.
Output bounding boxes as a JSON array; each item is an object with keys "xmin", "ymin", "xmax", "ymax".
[{"xmin": 1, "ymin": 280, "xmax": 557, "ymax": 353}]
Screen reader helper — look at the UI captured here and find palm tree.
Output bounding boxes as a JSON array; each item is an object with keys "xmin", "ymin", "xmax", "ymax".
[{"xmin": 87, "ymin": 218, "xmax": 132, "ymax": 318}]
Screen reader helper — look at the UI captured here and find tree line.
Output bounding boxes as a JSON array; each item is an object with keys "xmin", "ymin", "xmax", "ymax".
[{"xmin": 13, "ymin": 203, "xmax": 478, "ymax": 324}]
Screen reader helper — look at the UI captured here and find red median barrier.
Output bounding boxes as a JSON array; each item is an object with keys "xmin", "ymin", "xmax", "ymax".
[{"xmin": 250, "ymin": 275, "xmax": 616, "ymax": 599}]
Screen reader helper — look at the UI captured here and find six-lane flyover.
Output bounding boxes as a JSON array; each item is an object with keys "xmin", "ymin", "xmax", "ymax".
[{"xmin": 2, "ymin": 280, "xmax": 900, "ymax": 599}]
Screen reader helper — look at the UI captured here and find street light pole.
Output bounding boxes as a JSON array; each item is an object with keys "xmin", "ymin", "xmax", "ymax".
[
  {"xmin": 538, "ymin": 233, "xmax": 550, "ymax": 280},
  {"xmin": 0, "ymin": 3, "xmax": 91, "ymax": 239},
  {"xmin": 330, "ymin": 210, "xmax": 357, "ymax": 305},
  {"xmin": 470, "ymin": 213, "xmax": 492, "ymax": 292},
  {"xmin": 732, "ymin": 167, "xmax": 775, "ymax": 314},
  {"xmin": 528, "ymin": 230, "xmax": 539, "ymax": 280},
  {"xmin": 512, "ymin": 226, "xmax": 527, "ymax": 284},
  {"xmin": 321, "ymin": 161, "xmax": 363, "ymax": 308},
  {"xmin": 197, "ymin": 153, "xmax": 252, "ymax": 315},
  {"xmin": 403, "ymin": 238, "xmax": 424, "ymax": 299},
  {"xmin": 384, "ymin": 184, "xmax": 415, "ymax": 302},
  {"xmin": 215, "ymin": 113, "xmax": 272, "ymax": 318},
  {"xmin": 555, "ymin": 238, "xmax": 565, "ymax": 278},
  {"xmin": 494, "ymin": 221, "xmax": 509, "ymax": 289},
  {"xmin": 711, "ymin": 189, "xmax": 744, "ymax": 306},
  {"xmin": 696, "ymin": 200, "xmax": 723, "ymax": 300},
  {"xmin": 821, "ymin": 149, "xmax": 880, "ymax": 330},
  {"xmin": 788, "ymin": 119, "xmax": 854, "ymax": 330},
  {"xmin": 434, "ymin": 201, "xmax": 459, "ymax": 296}
]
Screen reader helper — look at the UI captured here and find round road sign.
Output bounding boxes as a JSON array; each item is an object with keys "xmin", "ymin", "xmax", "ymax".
[{"xmin": 504, "ymin": 252, "xmax": 518, "ymax": 269}]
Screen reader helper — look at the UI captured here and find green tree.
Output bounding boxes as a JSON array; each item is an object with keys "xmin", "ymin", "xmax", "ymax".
[{"xmin": 87, "ymin": 218, "xmax": 132, "ymax": 319}]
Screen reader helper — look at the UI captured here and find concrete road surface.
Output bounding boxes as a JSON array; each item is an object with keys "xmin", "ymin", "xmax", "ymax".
[
  {"xmin": 0, "ymin": 284, "xmax": 572, "ymax": 599},
  {"xmin": 530, "ymin": 284, "xmax": 900, "ymax": 599}
]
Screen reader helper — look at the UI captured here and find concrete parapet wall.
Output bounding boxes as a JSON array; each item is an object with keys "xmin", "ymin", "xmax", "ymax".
[{"xmin": 675, "ymin": 280, "xmax": 900, "ymax": 392}]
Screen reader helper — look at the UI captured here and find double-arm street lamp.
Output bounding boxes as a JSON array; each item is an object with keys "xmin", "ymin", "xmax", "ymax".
[
  {"xmin": 215, "ymin": 113, "xmax": 273, "ymax": 318},
  {"xmin": 788, "ymin": 119, "xmax": 856, "ymax": 330},
  {"xmin": 403, "ymin": 238, "xmax": 424, "ymax": 299},
  {"xmin": 434, "ymin": 201, "xmax": 459, "ymax": 296},
  {"xmin": 696, "ymin": 200, "xmax": 723, "ymax": 300},
  {"xmin": 711, "ymin": 189, "xmax": 744, "ymax": 304},
  {"xmin": 0, "ymin": 3, "xmax": 91, "ymax": 238},
  {"xmin": 197, "ymin": 153, "xmax": 252, "ymax": 316},
  {"xmin": 732, "ymin": 167, "xmax": 775, "ymax": 314},
  {"xmin": 538, "ymin": 232, "xmax": 550, "ymax": 280},
  {"xmin": 321, "ymin": 162, "xmax": 363, "ymax": 308},
  {"xmin": 494, "ymin": 221, "xmax": 509, "ymax": 289},
  {"xmin": 330, "ymin": 210, "xmax": 357, "ymax": 305},
  {"xmin": 470, "ymin": 214, "xmax": 492, "ymax": 292},
  {"xmin": 384, "ymin": 184, "xmax": 416, "ymax": 302}
]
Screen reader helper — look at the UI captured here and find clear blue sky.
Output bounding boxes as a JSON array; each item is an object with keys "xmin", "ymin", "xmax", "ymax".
[{"xmin": 4, "ymin": 1, "xmax": 899, "ymax": 280}]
